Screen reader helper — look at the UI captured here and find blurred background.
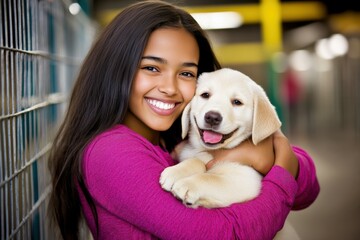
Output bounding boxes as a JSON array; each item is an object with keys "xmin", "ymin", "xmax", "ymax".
[{"xmin": 1, "ymin": 0, "xmax": 359, "ymax": 239}]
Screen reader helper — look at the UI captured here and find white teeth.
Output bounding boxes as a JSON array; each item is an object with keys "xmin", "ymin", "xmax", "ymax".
[{"xmin": 147, "ymin": 99, "xmax": 175, "ymax": 110}]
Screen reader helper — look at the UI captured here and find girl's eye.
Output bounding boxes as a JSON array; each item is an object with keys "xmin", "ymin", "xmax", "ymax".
[
  {"xmin": 232, "ymin": 99, "xmax": 243, "ymax": 106},
  {"xmin": 142, "ymin": 66, "xmax": 158, "ymax": 72},
  {"xmin": 180, "ymin": 72, "xmax": 196, "ymax": 78},
  {"xmin": 200, "ymin": 92, "xmax": 210, "ymax": 99}
]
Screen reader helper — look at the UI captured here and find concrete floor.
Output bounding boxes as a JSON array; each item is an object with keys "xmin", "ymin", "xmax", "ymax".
[{"xmin": 286, "ymin": 130, "xmax": 360, "ymax": 240}]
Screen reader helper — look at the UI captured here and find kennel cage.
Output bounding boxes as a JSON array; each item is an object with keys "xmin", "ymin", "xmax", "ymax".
[{"xmin": 0, "ymin": 0, "xmax": 96, "ymax": 239}]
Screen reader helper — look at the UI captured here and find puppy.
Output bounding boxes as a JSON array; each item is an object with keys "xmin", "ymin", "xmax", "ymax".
[{"xmin": 160, "ymin": 68, "xmax": 281, "ymax": 208}]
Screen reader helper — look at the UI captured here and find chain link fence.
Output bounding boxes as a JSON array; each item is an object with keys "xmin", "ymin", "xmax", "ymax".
[{"xmin": 0, "ymin": 0, "xmax": 96, "ymax": 239}]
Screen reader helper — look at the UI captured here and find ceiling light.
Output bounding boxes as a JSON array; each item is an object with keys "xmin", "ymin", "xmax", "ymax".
[
  {"xmin": 69, "ymin": 3, "xmax": 81, "ymax": 15},
  {"xmin": 328, "ymin": 34, "xmax": 349, "ymax": 57},
  {"xmin": 289, "ymin": 50, "xmax": 313, "ymax": 71},
  {"xmin": 315, "ymin": 39, "xmax": 335, "ymax": 60},
  {"xmin": 191, "ymin": 12, "xmax": 243, "ymax": 30}
]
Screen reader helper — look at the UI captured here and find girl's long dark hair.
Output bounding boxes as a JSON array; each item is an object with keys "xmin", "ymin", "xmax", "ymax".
[{"xmin": 48, "ymin": 1, "xmax": 221, "ymax": 239}]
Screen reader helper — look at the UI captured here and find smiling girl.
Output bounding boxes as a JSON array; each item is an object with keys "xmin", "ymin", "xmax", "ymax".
[{"xmin": 48, "ymin": 1, "xmax": 319, "ymax": 240}]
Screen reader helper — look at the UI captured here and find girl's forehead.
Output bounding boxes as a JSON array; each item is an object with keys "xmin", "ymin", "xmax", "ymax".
[
  {"xmin": 145, "ymin": 28, "xmax": 197, "ymax": 51},
  {"xmin": 143, "ymin": 28, "xmax": 199, "ymax": 64}
]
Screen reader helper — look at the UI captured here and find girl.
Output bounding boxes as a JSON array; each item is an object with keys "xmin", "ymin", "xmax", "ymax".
[{"xmin": 48, "ymin": 1, "xmax": 319, "ymax": 239}]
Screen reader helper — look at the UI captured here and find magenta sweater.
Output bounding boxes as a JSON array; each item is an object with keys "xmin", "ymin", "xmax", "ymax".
[{"xmin": 78, "ymin": 125, "xmax": 319, "ymax": 240}]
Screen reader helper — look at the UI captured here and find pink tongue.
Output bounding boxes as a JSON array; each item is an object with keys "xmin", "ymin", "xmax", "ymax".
[{"xmin": 203, "ymin": 130, "xmax": 223, "ymax": 144}]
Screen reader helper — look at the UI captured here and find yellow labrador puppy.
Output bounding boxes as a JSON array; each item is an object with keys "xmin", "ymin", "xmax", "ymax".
[{"xmin": 160, "ymin": 68, "xmax": 281, "ymax": 208}]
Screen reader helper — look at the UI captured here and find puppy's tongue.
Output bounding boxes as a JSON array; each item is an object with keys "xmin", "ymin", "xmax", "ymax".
[{"xmin": 203, "ymin": 130, "xmax": 223, "ymax": 144}]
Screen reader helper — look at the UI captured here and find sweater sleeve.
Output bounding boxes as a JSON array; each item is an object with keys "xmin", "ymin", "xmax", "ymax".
[
  {"xmin": 83, "ymin": 132, "xmax": 299, "ymax": 240},
  {"xmin": 292, "ymin": 146, "xmax": 320, "ymax": 210}
]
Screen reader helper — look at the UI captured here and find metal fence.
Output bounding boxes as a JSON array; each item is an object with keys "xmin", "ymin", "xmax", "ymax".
[{"xmin": 0, "ymin": 0, "xmax": 96, "ymax": 239}]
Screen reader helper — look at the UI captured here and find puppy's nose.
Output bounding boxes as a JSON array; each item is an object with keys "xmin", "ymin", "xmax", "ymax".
[{"xmin": 204, "ymin": 111, "xmax": 222, "ymax": 126}]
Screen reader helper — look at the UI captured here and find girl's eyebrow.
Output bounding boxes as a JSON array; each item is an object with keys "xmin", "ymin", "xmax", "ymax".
[
  {"xmin": 142, "ymin": 56, "xmax": 166, "ymax": 64},
  {"xmin": 142, "ymin": 55, "xmax": 198, "ymax": 68}
]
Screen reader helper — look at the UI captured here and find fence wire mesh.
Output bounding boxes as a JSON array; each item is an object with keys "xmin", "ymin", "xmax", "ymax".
[{"xmin": 0, "ymin": 0, "xmax": 96, "ymax": 239}]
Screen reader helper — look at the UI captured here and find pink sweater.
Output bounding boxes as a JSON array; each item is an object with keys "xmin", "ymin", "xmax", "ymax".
[{"xmin": 78, "ymin": 125, "xmax": 319, "ymax": 240}]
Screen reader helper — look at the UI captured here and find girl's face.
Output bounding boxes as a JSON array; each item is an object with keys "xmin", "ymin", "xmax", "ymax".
[{"xmin": 124, "ymin": 27, "xmax": 199, "ymax": 143}]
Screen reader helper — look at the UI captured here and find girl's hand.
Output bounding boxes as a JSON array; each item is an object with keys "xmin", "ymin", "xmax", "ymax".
[
  {"xmin": 206, "ymin": 131, "xmax": 299, "ymax": 178},
  {"xmin": 206, "ymin": 136, "xmax": 275, "ymax": 175},
  {"xmin": 170, "ymin": 141, "xmax": 187, "ymax": 161},
  {"xmin": 273, "ymin": 131, "xmax": 299, "ymax": 178}
]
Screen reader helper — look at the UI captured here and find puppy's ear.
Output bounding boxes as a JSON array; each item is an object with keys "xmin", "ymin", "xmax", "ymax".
[
  {"xmin": 181, "ymin": 102, "xmax": 191, "ymax": 139},
  {"xmin": 252, "ymin": 86, "xmax": 281, "ymax": 145}
]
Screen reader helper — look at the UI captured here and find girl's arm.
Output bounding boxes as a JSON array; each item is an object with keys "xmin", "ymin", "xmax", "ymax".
[
  {"xmin": 292, "ymin": 146, "xmax": 320, "ymax": 210},
  {"xmin": 83, "ymin": 132, "xmax": 300, "ymax": 240},
  {"xmin": 270, "ymin": 131, "xmax": 320, "ymax": 210}
]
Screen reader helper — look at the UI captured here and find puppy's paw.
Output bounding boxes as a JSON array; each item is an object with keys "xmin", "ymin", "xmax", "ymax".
[
  {"xmin": 160, "ymin": 160, "xmax": 206, "ymax": 192},
  {"xmin": 160, "ymin": 165, "xmax": 185, "ymax": 191},
  {"xmin": 171, "ymin": 178, "xmax": 201, "ymax": 208},
  {"xmin": 171, "ymin": 173, "xmax": 231, "ymax": 209}
]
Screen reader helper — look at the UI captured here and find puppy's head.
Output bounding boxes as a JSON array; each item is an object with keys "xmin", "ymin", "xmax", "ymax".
[{"xmin": 182, "ymin": 68, "xmax": 281, "ymax": 149}]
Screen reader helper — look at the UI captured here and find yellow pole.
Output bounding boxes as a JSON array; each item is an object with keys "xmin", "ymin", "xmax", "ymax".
[
  {"xmin": 260, "ymin": 0, "xmax": 282, "ymax": 54},
  {"xmin": 260, "ymin": 0, "xmax": 284, "ymax": 123}
]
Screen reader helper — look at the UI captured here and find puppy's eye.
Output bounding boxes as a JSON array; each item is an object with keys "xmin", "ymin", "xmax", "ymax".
[
  {"xmin": 232, "ymin": 99, "xmax": 242, "ymax": 106},
  {"xmin": 200, "ymin": 92, "xmax": 210, "ymax": 99}
]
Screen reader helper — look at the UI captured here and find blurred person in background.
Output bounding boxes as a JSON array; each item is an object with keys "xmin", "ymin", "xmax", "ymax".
[{"xmin": 281, "ymin": 68, "xmax": 302, "ymax": 135}]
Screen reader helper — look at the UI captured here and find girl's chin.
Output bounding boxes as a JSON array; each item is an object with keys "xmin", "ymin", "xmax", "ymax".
[
  {"xmin": 149, "ymin": 120, "xmax": 175, "ymax": 131},
  {"xmin": 153, "ymin": 125, "xmax": 173, "ymax": 132}
]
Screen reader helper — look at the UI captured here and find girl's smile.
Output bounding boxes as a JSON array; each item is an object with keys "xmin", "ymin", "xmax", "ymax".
[{"xmin": 145, "ymin": 98, "xmax": 179, "ymax": 115}]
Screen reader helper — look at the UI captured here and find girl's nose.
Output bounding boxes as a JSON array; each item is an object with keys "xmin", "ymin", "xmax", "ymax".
[{"xmin": 158, "ymin": 74, "xmax": 178, "ymax": 95}]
